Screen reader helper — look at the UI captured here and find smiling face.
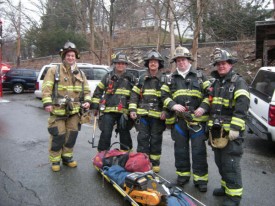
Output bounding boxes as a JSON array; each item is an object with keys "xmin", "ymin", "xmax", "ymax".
[
  {"xmin": 114, "ymin": 62, "xmax": 127, "ymax": 74},
  {"xmin": 215, "ymin": 61, "xmax": 232, "ymax": 77},
  {"xmin": 148, "ymin": 59, "xmax": 159, "ymax": 74},
  {"xmin": 64, "ymin": 51, "xmax": 76, "ymax": 66}
]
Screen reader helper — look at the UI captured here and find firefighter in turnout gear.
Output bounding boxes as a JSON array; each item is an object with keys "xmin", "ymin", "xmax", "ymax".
[
  {"xmin": 129, "ymin": 49, "xmax": 166, "ymax": 173},
  {"xmin": 207, "ymin": 48, "xmax": 250, "ymax": 206},
  {"xmin": 42, "ymin": 41, "xmax": 92, "ymax": 172},
  {"xmin": 161, "ymin": 46, "xmax": 210, "ymax": 192},
  {"xmin": 91, "ymin": 52, "xmax": 135, "ymax": 151}
]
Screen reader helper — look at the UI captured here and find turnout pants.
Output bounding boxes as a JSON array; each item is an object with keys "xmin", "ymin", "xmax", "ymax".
[
  {"xmin": 136, "ymin": 116, "xmax": 166, "ymax": 166},
  {"xmin": 98, "ymin": 113, "xmax": 132, "ymax": 151},
  {"xmin": 171, "ymin": 119, "xmax": 208, "ymax": 185},
  {"xmin": 48, "ymin": 114, "xmax": 80, "ymax": 163},
  {"xmin": 213, "ymin": 138, "xmax": 243, "ymax": 198}
]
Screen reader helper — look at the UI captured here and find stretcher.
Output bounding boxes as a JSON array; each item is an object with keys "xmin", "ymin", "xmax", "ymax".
[{"xmin": 94, "ymin": 165, "xmax": 206, "ymax": 206}]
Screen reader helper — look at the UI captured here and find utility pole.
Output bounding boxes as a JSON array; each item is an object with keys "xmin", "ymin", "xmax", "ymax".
[{"xmin": 16, "ymin": 0, "xmax": 21, "ymax": 67}]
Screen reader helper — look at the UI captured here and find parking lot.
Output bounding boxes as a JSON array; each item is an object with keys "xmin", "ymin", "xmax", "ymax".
[{"xmin": 0, "ymin": 92, "xmax": 275, "ymax": 206}]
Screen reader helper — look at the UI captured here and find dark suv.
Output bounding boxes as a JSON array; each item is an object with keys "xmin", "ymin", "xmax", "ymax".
[{"xmin": 2, "ymin": 68, "xmax": 38, "ymax": 94}]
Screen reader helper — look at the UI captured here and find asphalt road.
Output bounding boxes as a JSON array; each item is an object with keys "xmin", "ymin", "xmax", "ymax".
[{"xmin": 0, "ymin": 92, "xmax": 275, "ymax": 206}]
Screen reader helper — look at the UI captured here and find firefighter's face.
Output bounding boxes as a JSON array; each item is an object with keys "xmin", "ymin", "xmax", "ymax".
[
  {"xmin": 216, "ymin": 61, "xmax": 232, "ymax": 76},
  {"xmin": 176, "ymin": 57, "xmax": 190, "ymax": 72},
  {"xmin": 148, "ymin": 59, "xmax": 159, "ymax": 73},
  {"xmin": 115, "ymin": 62, "xmax": 127, "ymax": 73},
  {"xmin": 64, "ymin": 51, "xmax": 76, "ymax": 65}
]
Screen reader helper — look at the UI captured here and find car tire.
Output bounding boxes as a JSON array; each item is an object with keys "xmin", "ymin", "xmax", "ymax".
[{"xmin": 13, "ymin": 83, "xmax": 24, "ymax": 94}]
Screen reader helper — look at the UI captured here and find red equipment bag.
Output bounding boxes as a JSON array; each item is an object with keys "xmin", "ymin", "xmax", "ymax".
[
  {"xmin": 125, "ymin": 152, "xmax": 152, "ymax": 172},
  {"xmin": 92, "ymin": 142, "xmax": 130, "ymax": 168}
]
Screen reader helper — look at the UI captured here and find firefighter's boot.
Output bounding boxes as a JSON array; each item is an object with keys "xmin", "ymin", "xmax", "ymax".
[
  {"xmin": 196, "ymin": 184, "xmax": 207, "ymax": 192},
  {"xmin": 152, "ymin": 166, "xmax": 160, "ymax": 173},
  {"xmin": 62, "ymin": 157, "xmax": 77, "ymax": 168},
  {"xmin": 51, "ymin": 162, "xmax": 60, "ymax": 172},
  {"xmin": 177, "ymin": 175, "xmax": 189, "ymax": 186},
  {"xmin": 222, "ymin": 196, "xmax": 241, "ymax": 206},
  {"xmin": 213, "ymin": 187, "xmax": 226, "ymax": 196}
]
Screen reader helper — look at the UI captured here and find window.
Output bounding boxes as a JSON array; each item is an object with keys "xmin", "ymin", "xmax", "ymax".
[
  {"xmin": 80, "ymin": 67, "xmax": 94, "ymax": 80},
  {"xmin": 252, "ymin": 70, "xmax": 275, "ymax": 97},
  {"xmin": 9, "ymin": 70, "xmax": 21, "ymax": 76},
  {"xmin": 93, "ymin": 67, "xmax": 108, "ymax": 80},
  {"xmin": 41, "ymin": 67, "xmax": 51, "ymax": 80},
  {"xmin": 23, "ymin": 70, "xmax": 35, "ymax": 77}
]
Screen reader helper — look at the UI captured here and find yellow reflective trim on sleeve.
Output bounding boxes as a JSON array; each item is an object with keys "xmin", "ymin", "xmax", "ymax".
[
  {"xmin": 132, "ymin": 86, "xmax": 140, "ymax": 94},
  {"xmin": 193, "ymin": 173, "xmax": 208, "ymax": 182},
  {"xmin": 104, "ymin": 107, "xmax": 128, "ymax": 113},
  {"xmin": 42, "ymin": 97, "xmax": 53, "ymax": 104},
  {"xmin": 212, "ymin": 97, "xmax": 235, "ymax": 107},
  {"xmin": 98, "ymin": 82, "xmax": 105, "ymax": 90},
  {"xmin": 191, "ymin": 114, "xmax": 209, "ymax": 122},
  {"xmin": 166, "ymin": 116, "xmax": 176, "ymax": 125},
  {"xmin": 234, "ymin": 89, "xmax": 250, "ymax": 100},
  {"xmin": 42, "ymin": 81, "xmax": 54, "ymax": 89},
  {"xmin": 91, "ymin": 98, "xmax": 100, "ymax": 104},
  {"xmin": 164, "ymin": 98, "xmax": 173, "ymax": 107},
  {"xmin": 161, "ymin": 84, "xmax": 170, "ymax": 92},
  {"xmin": 129, "ymin": 103, "xmax": 137, "ymax": 110},
  {"xmin": 231, "ymin": 116, "xmax": 246, "ymax": 130},
  {"xmin": 203, "ymin": 80, "xmax": 211, "ymax": 90},
  {"xmin": 84, "ymin": 96, "xmax": 92, "ymax": 101}
]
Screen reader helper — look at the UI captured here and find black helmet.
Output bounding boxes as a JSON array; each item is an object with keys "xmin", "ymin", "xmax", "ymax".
[
  {"xmin": 111, "ymin": 52, "xmax": 129, "ymax": 64},
  {"xmin": 171, "ymin": 45, "xmax": 193, "ymax": 62},
  {"xmin": 59, "ymin": 41, "xmax": 80, "ymax": 59},
  {"xmin": 143, "ymin": 49, "xmax": 164, "ymax": 69},
  {"xmin": 211, "ymin": 48, "xmax": 237, "ymax": 66}
]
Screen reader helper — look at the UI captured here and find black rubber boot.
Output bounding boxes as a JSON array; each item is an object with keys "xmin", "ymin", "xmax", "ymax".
[
  {"xmin": 213, "ymin": 187, "xmax": 226, "ymax": 196},
  {"xmin": 196, "ymin": 184, "xmax": 207, "ymax": 192},
  {"xmin": 222, "ymin": 196, "xmax": 241, "ymax": 206},
  {"xmin": 177, "ymin": 176, "xmax": 189, "ymax": 186}
]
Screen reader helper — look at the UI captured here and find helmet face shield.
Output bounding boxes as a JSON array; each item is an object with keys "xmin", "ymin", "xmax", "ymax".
[
  {"xmin": 63, "ymin": 41, "xmax": 77, "ymax": 49},
  {"xmin": 60, "ymin": 41, "xmax": 80, "ymax": 59},
  {"xmin": 143, "ymin": 49, "xmax": 164, "ymax": 69}
]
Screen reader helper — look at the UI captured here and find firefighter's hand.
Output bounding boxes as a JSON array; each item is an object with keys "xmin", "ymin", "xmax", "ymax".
[
  {"xmin": 45, "ymin": 105, "xmax": 53, "ymax": 113},
  {"xmin": 160, "ymin": 111, "xmax": 166, "ymax": 120},
  {"xmin": 130, "ymin": 112, "xmax": 137, "ymax": 120},
  {"xmin": 194, "ymin": 107, "xmax": 205, "ymax": 117},
  {"xmin": 93, "ymin": 109, "xmax": 99, "ymax": 117},
  {"xmin": 82, "ymin": 102, "xmax": 90, "ymax": 109},
  {"xmin": 228, "ymin": 130, "xmax": 239, "ymax": 141},
  {"xmin": 172, "ymin": 104, "xmax": 186, "ymax": 112}
]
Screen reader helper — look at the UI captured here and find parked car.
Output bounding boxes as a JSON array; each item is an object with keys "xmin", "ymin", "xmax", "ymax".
[
  {"xmin": 246, "ymin": 67, "xmax": 275, "ymax": 141},
  {"xmin": 34, "ymin": 63, "xmax": 110, "ymax": 99},
  {"xmin": 2, "ymin": 68, "xmax": 38, "ymax": 94}
]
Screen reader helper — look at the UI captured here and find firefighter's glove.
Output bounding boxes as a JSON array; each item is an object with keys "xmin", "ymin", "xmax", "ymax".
[
  {"xmin": 194, "ymin": 107, "xmax": 205, "ymax": 117},
  {"xmin": 228, "ymin": 130, "xmax": 239, "ymax": 141},
  {"xmin": 171, "ymin": 104, "xmax": 186, "ymax": 112},
  {"xmin": 130, "ymin": 111, "xmax": 137, "ymax": 120}
]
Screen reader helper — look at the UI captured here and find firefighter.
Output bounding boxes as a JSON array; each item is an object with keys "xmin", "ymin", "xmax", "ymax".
[
  {"xmin": 42, "ymin": 41, "xmax": 92, "ymax": 172},
  {"xmin": 91, "ymin": 52, "xmax": 135, "ymax": 151},
  {"xmin": 206, "ymin": 48, "xmax": 250, "ymax": 206},
  {"xmin": 129, "ymin": 49, "xmax": 166, "ymax": 173},
  {"xmin": 161, "ymin": 45, "xmax": 209, "ymax": 192}
]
